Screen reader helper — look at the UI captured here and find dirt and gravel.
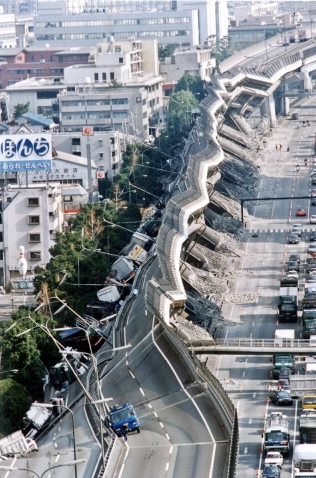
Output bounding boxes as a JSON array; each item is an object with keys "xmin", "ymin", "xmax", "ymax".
[{"xmin": 174, "ymin": 122, "xmax": 264, "ymax": 341}]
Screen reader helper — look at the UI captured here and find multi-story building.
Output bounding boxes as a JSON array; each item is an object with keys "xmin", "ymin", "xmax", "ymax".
[
  {"xmin": 5, "ymin": 39, "xmax": 163, "ymax": 141},
  {"xmin": 34, "ymin": 0, "xmax": 228, "ymax": 48},
  {"xmin": 0, "ymin": 182, "xmax": 63, "ymax": 289},
  {"xmin": 160, "ymin": 46, "xmax": 215, "ymax": 84},
  {"xmin": 51, "ymin": 131, "xmax": 122, "ymax": 180},
  {"xmin": 0, "ymin": 14, "xmax": 17, "ymax": 49},
  {"xmin": 59, "ymin": 38, "xmax": 162, "ymax": 139},
  {"xmin": 0, "ymin": 0, "xmax": 36, "ymax": 14},
  {"xmin": 0, "ymin": 46, "xmax": 91, "ymax": 89}
]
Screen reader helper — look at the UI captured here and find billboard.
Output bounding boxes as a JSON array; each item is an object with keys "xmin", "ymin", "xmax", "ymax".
[
  {"xmin": 0, "ymin": 134, "xmax": 52, "ymax": 172},
  {"xmin": 82, "ymin": 126, "xmax": 94, "ymax": 136}
]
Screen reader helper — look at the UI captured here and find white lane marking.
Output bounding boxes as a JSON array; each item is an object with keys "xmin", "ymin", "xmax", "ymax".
[
  {"xmin": 139, "ymin": 387, "xmax": 145, "ymax": 396},
  {"xmin": 165, "ymin": 462, "xmax": 170, "ymax": 471},
  {"xmin": 55, "ymin": 454, "xmax": 60, "ymax": 463},
  {"xmin": 151, "ymin": 315, "xmax": 216, "ymax": 478}
]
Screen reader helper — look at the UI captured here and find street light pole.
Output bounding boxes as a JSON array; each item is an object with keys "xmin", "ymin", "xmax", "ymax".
[
  {"xmin": 59, "ymin": 349, "xmax": 106, "ymax": 468},
  {"xmin": 0, "ymin": 460, "xmax": 86, "ymax": 478},
  {"xmin": 36, "ymin": 403, "xmax": 78, "ymax": 478}
]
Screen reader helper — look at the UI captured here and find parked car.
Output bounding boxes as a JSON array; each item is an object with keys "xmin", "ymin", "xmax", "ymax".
[
  {"xmin": 310, "ymin": 231, "xmax": 316, "ymax": 241},
  {"xmin": 287, "ymin": 261, "xmax": 299, "ymax": 272},
  {"xmin": 277, "ymin": 379, "xmax": 291, "ymax": 396},
  {"xmin": 291, "ymin": 226, "xmax": 302, "ymax": 236},
  {"xmin": 311, "ymin": 190, "xmax": 316, "ymax": 197},
  {"xmin": 311, "ymin": 197, "xmax": 316, "ymax": 206},
  {"xmin": 302, "ymin": 395, "xmax": 316, "ymax": 410},
  {"xmin": 269, "ymin": 389, "xmax": 293, "ymax": 406},
  {"xmin": 296, "ymin": 207, "xmax": 307, "ymax": 216},
  {"xmin": 306, "ymin": 275, "xmax": 316, "ymax": 282},
  {"xmin": 310, "ymin": 215, "xmax": 316, "ymax": 224},
  {"xmin": 262, "ymin": 464, "xmax": 281, "ymax": 478},
  {"xmin": 286, "ymin": 271, "xmax": 298, "ymax": 280},
  {"xmin": 289, "ymin": 254, "xmax": 300, "ymax": 264},
  {"xmin": 308, "ymin": 244, "xmax": 316, "ymax": 255},
  {"xmin": 278, "ymin": 367, "xmax": 292, "ymax": 379},
  {"xmin": 288, "ymin": 234, "xmax": 300, "ymax": 244}
]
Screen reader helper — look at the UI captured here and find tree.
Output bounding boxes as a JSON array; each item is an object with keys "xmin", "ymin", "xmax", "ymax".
[
  {"xmin": 174, "ymin": 73, "xmax": 206, "ymax": 100},
  {"xmin": 158, "ymin": 44, "xmax": 177, "ymax": 61},
  {"xmin": 0, "ymin": 379, "xmax": 30, "ymax": 437},
  {"xmin": 0, "ymin": 100, "xmax": 8, "ymax": 122},
  {"xmin": 13, "ymin": 102, "xmax": 30, "ymax": 119},
  {"xmin": 167, "ymin": 90, "xmax": 199, "ymax": 139},
  {"xmin": 212, "ymin": 36, "xmax": 235, "ymax": 70}
]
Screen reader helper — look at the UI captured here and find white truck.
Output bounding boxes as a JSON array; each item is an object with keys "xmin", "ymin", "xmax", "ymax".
[
  {"xmin": 264, "ymin": 451, "xmax": 283, "ymax": 467},
  {"xmin": 293, "ymin": 443, "xmax": 316, "ymax": 476},
  {"xmin": 0, "ymin": 430, "xmax": 37, "ymax": 457},
  {"xmin": 24, "ymin": 403, "xmax": 52, "ymax": 437},
  {"xmin": 274, "ymin": 329, "xmax": 295, "ymax": 346}
]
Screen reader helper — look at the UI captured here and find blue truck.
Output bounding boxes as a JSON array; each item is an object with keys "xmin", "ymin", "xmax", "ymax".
[{"xmin": 106, "ymin": 403, "xmax": 140, "ymax": 437}]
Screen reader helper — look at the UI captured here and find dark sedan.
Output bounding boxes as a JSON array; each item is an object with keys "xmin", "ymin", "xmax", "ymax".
[
  {"xmin": 287, "ymin": 261, "xmax": 299, "ymax": 272},
  {"xmin": 269, "ymin": 389, "xmax": 293, "ymax": 406},
  {"xmin": 288, "ymin": 234, "xmax": 300, "ymax": 244},
  {"xmin": 262, "ymin": 464, "xmax": 281, "ymax": 478},
  {"xmin": 311, "ymin": 231, "xmax": 316, "ymax": 241},
  {"xmin": 289, "ymin": 254, "xmax": 300, "ymax": 264}
]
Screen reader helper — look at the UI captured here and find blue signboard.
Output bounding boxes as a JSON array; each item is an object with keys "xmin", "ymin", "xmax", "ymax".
[{"xmin": 0, "ymin": 134, "xmax": 52, "ymax": 172}]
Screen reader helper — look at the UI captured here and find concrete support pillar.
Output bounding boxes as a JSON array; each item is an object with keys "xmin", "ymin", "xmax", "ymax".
[
  {"xmin": 260, "ymin": 95, "xmax": 276, "ymax": 125},
  {"xmin": 280, "ymin": 83, "xmax": 290, "ymax": 116}
]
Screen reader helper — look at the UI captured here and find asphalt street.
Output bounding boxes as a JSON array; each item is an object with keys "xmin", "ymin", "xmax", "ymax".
[
  {"xmin": 98, "ymin": 259, "xmax": 231, "ymax": 478},
  {"xmin": 215, "ymin": 94, "xmax": 316, "ymax": 478}
]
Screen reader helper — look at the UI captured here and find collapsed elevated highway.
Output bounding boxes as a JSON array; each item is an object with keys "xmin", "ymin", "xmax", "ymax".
[{"xmin": 143, "ymin": 32, "xmax": 316, "ymax": 478}]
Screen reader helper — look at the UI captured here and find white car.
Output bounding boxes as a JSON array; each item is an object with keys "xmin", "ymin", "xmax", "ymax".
[
  {"xmin": 310, "ymin": 215, "xmax": 316, "ymax": 224},
  {"xmin": 308, "ymin": 244, "xmax": 316, "ymax": 255},
  {"xmin": 286, "ymin": 271, "xmax": 298, "ymax": 280},
  {"xmin": 291, "ymin": 226, "xmax": 303, "ymax": 236}
]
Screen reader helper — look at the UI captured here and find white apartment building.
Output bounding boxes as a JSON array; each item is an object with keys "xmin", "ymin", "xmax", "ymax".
[
  {"xmin": 160, "ymin": 47, "xmax": 216, "ymax": 84},
  {"xmin": 51, "ymin": 131, "xmax": 122, "ymax": 180},
  {"xmin": 1, "ymin": 183, "xmax": 63, "ymax": 289},
  {"xmin": 5, "ymin": 39, "xmax": 163, "ymax": 141},
  {"xmin": 231, "ymin": 3, "xmax": 279, "ymax": 23},
  {"xmin": 29, "ymin": 150, "xmax": 97, "ymax": 190},
  {"xmin": 0, "ymin": 14, "xmax": 17, "ymax": 48},
  {"xmin": 34, "ymin": 0, "xmax": 228, "ymax": 48},
  {"xmin": 58, "ymin": 39, "xmax": 162, "ymax": 138}
]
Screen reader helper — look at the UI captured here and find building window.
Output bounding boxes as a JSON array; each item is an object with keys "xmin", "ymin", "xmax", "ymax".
[
  {"xmin": 72, "ymin": 137, "xmax": 81, "ymax": 146},
  {"xmin": 63, "ymin": 195, "xmax": 73, "ymax": 202},
  {"xmin": 119, "ymin": 57, "xmax": 123, "ymax": 63},
  {"xmin": 28, "ymin": 215, "xmax": 40, "ymax": 225},
  {"xmin": 110, "ymin": 72, "xmax": 115, "ymax": 80},
  {"xmin": 102, "ymin": 72, "xmax": 106, "ymax": 81},
  {"xmin": 29, "ymin": 233, "xmax": 41, "ymax": 242},
  {"xmin": 29, "ymin": 251, "xmax": 42, "ymax": 260},
  {"xmin": 27, "ymin": 197, "xmax": 39, "ymax": 207},
  {"xmin": 99, "ymin": 153, "xmax": 104, "ymax": 159},
  {"xmin": 98, "ymin": 140, "xmax": 103, "ymax": 147},
  {"xmin": 94, "ymin": 73, "xmax": 99, "ymax": 82}
]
